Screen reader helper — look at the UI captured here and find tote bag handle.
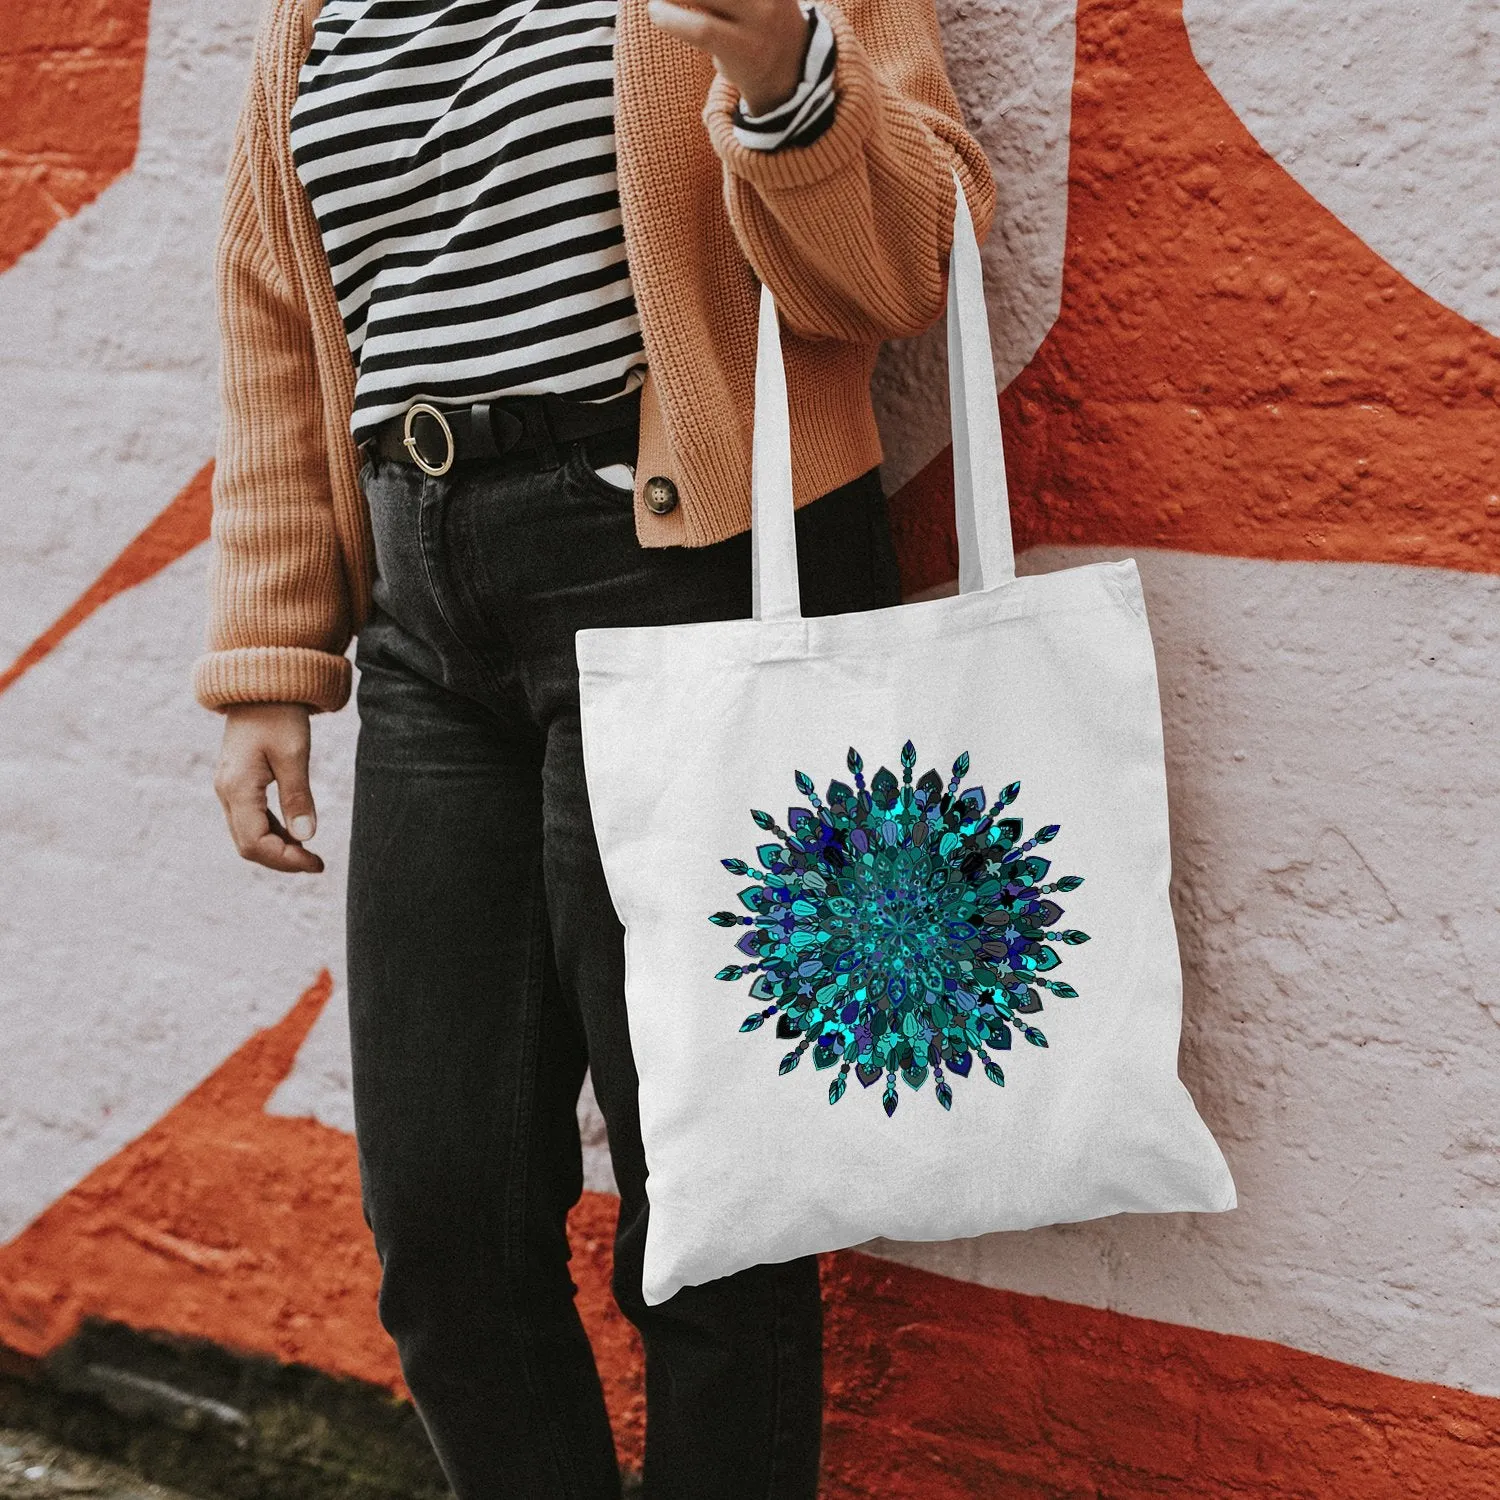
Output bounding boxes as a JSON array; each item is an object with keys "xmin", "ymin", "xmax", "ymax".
[{"xmin": 751, "ymin": 169, "xmax": 1015, "ymax": 622}]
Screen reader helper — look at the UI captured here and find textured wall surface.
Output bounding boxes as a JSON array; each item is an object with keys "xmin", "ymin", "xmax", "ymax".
[
  {"xmin": 0, "ymin": 0, "xmax": 151, "ymax": 277},
  {"xmin": 1186, "ymin": 0, "xmax": 1500, "ymax": 340},
  {"xmin": 1, "ymin": 0, "xmax": 1496, "ymax": 1493}
]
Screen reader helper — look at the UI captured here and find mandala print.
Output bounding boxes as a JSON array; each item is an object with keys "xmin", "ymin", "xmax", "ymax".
[{"xmin": 709, "ymin": 742, "xmax": 1089, "ymax": 1117}]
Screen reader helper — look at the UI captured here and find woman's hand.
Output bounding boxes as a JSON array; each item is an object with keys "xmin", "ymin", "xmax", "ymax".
[
  {"xmin": 214, "ymin": 703, "xmax": 324, "ymax": 874},
  {"xmin": 648, "ymin": 0, "xmax": 811, "ymax": 115}
]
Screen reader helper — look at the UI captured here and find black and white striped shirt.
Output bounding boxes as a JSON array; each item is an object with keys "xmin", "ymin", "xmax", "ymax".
[{"xmin": 290, "ymin": 0, "xmax": 838, "ymax": 441}]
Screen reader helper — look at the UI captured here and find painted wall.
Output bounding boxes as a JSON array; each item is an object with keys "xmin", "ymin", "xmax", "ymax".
[{"xmin": 1, "ymin": 0, "xmax": 1496, "ymax": 1494}]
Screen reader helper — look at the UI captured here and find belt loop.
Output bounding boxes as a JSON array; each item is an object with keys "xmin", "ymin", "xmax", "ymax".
[
  {"xmin": 527, "ymin": 399, "xmax": 560, "ymax": 471},
  {"xmin": 357, "ymin": 437, "xmax": 379, "ymax": 477},
  {"xmin": 468, "ymin": 403, "xmax": 501, "ymax": 461}
]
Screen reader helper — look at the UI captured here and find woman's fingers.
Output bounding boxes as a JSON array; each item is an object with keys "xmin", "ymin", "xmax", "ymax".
[
  {"xmin": 266, "ymin": 805, "xmax": 326, "ymax": 874},
  {"xmin": 647, "ymin": 0, "xmax": 732, "ymax": 49},
  {"xmin": 649, "ymin": 0, "xmax": 737, "ymax": 19},
  {"xmin": 214, "ymin": 704, "xmax": 324, "ymax": 875},
  {"xmin": 216, "ymin": 767, "xmax": 323, "ymax": 874},
  {"xmin": 268, "ymin": 739, "xmax": 318, "ymax": 845}
]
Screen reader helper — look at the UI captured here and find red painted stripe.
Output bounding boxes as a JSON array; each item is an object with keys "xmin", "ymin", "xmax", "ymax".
[
  {"xmin": 892, "ymin": 0, "xmax": 1500, "ymax": 596},
  {"xmin": 0, "ymin": 979, "xmax": 646, "ymax": 1469},
  {"xmin": 0, "ymin": 974, "xmax": 387, "ymax": 1377},
  {"xmin": 0, "ymin": 0, "xmax": 152, "ymax": 274},
  {"xmin": 820, "ymin": 1253, "xmax": 1500, "ymax": 1498},
  {"xmin": 0, "ymin": 461, "xmax": 212, "ymax": 699}
]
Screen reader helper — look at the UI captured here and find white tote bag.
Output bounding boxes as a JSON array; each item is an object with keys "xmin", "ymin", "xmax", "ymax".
[{"xmin": 577, "ymin": 178, "xmax": 1235, "ymax": 1307}]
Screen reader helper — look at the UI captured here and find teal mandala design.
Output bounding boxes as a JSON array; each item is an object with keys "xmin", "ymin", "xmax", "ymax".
[{"xmin": 709, "ymin": 742, "xmax": 1089, "ymax": 1117}]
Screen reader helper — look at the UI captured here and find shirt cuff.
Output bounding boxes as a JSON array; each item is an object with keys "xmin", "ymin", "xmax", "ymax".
[{"xmin": 730, "ymin": 3, "xmax": 837, "ymax": 152}]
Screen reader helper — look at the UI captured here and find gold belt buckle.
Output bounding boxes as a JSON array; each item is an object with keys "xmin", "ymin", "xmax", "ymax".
[{"xmin": 402, "ymin": 403, "xmax": 456, "ymax": 477}]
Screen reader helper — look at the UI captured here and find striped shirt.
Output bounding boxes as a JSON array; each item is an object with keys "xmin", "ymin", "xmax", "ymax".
[{"xmin": 290, "ymin": 0, "xmax": 838, "ymax": 442}]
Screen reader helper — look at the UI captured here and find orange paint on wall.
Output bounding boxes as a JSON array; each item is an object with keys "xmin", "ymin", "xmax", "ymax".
[
  {"xmin": 0, "ymin": 0, "xmax": 153, "ymax": 273},
  {"xmin": 891, "ymin": 0, "xmax": 1500, "ymax": 596},
  {"xmin": 0, "ymin": 975, "xmax": 648, "ymax": 1473},
  {"xmin": 3, "ymin": 982, "xmax": 1496, "ymax": 1496},
  {"xmin": 0, "ymin": 975, "xmax": 393, "ymax": 1380},
  {"xmin": 820, "ymin": 1255, "xmax": 1500, "ymax": 1499},
  {"xmin": 0, "ymin": 461, "xmax": 212, "ymax": 698}
]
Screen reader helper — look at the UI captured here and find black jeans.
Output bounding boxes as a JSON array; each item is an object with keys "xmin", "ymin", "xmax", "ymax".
[{"xmin": 345, "ymin": 432, "xmax": 902, "ymax": 1500}]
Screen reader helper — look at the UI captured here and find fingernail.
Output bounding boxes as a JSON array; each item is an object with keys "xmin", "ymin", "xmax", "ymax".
[{"xmin": 290, "ymin": 815, "xmax": 315, "ymax": 841}]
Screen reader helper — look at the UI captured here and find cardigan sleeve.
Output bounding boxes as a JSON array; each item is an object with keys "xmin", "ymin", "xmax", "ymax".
[
  {"xmin": 191, "ymin": 81, "xmax": 355, "ymax": 715},
  {"xmin": 700, "ymin": 0, "xmax": 997, "ymax": 344}
]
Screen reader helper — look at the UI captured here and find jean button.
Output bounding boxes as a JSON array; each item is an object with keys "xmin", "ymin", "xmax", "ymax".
[{"xmin": 644, "ymin": 476, "xmax": 679, "ymax": 515}]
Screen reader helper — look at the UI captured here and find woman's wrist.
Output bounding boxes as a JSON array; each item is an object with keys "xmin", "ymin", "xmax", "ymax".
[
  {"xmin": 730, "ymin": 3, "xmax": 836, "ymax": 152},
  {"xmin": 735, "ymin": 6, "xmax": 813, "ymax": 114}
]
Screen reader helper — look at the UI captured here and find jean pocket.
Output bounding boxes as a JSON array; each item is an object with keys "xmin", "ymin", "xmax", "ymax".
[{"xmin": 565, "ymin": 442, "xmax": 637, "ymax": 505}]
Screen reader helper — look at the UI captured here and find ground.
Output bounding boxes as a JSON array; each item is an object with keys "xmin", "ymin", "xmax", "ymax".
[{"xmin": 0, "ymin": 1431, "xmax": 204, "ymax": 1500}]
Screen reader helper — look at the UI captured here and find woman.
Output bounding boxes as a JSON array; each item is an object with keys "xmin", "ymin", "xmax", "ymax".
[{"xmin": 199, "ymin": 0, "xmax": 994, "ymax": 1492}]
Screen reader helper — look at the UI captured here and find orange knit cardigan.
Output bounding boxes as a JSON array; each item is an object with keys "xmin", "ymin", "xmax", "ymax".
[{"xmin": 192, "ymin": 0, "xmax": 996, "ymax": 714}]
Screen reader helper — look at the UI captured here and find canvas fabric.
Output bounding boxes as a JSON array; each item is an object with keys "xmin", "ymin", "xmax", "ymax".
[{"xmin": 577, "ymin": 179, "xmax": 1236, "ymax": 1306}]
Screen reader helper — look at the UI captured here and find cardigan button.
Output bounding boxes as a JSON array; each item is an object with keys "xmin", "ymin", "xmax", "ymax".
[{"xmin": 644, "ymin": 476, "xmax": 679, "ymax": 515}]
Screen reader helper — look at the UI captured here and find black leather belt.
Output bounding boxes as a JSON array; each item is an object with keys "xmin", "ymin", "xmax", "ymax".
[{"xmin": 369, "ymin": 387, "xmax": 641, "ymax": 477}]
